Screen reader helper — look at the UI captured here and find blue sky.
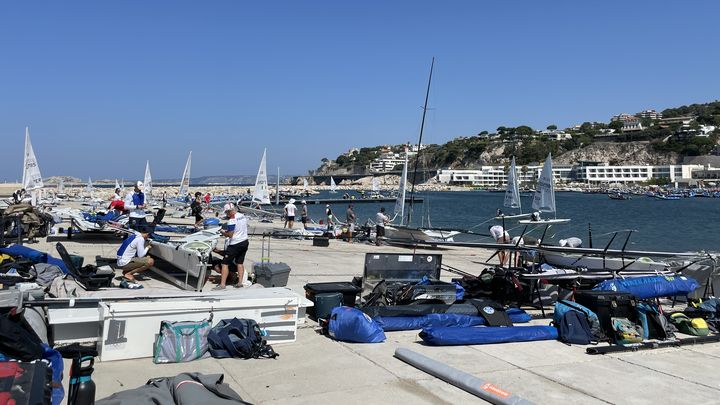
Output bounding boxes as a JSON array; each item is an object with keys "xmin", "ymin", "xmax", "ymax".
[{"xmin": 1, "ymin": 1, "xmax": 718, "ymax": 181}]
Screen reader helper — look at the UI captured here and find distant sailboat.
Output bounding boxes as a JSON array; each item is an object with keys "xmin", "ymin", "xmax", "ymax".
[
  {"xmin": 496, "ymin": 157, "xmax": 531, "ymax": 220},
  {"xmin": 519, "ymin": 153, "xmax": 571, "ymax": 225},
  {"xmin": 57, "ymin": 179, "xmax": 65, "ymax": 195},
  {"xmin": 86, "ymin": 177, "xmax": 93, "ymax": 196},
  {"xmin": 372, "ymin": 178, "xmax": 380, "ymax": 192},
  {"xmin": 329, "ymin": 176, "xmax": 337, "ymax": 193},
  {"xmin": 179, "ymin": 151, "xmax": 192, "ymax": 197},
  {"xmin": 252, "ymin": 149, "xmax": 271, "ymax": 205},
  {"xmin": 115, "ymin": 179, "xmax": 120, "ymax": 190},
  {"xmin": 393, "ymin": 150, "xmax": 409, "ymax": 223},
  {"xmin": 144, "ymin": 161, "xmax": 153, "ymax": 197},
  {"xmin": 22, "ymin": 127, "xmax": 44, "ymax": 204}
]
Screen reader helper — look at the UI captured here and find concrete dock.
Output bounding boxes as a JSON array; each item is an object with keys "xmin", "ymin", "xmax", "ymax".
[{"xmin": 30, "ymin": 210, "xmax": 720, "ymax": 404}]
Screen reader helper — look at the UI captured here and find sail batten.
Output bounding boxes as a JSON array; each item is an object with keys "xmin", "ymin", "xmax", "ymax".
[
  {"xmin": 253, "ymin": 149, "xmax": 271, "ymax": 205},
  {"xmin": 504, "ymin": 157, "xmax": 521, "ymax": 211},
  {"xmin": 22, "ymin": 127, "xmax": 44, "ymax": 191},
  {"xmin": 531, "ymin": 154, "xmax": 556, "ymax": 214}
]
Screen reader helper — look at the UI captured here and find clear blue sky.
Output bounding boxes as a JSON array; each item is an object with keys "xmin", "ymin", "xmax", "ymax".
[{"xmin": 1, "ymin": 1, "xmax": 718, "ymax": 181}]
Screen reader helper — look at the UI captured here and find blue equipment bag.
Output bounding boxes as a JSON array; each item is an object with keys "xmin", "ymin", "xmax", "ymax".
[
  {"xmin": 203, "ymin": 218, "xmax": 220, "ymax": 227},
  {"xmin": 374, "ymin": 308, "xmax": 531, "ymax": 332},
  {"xmin": 328, "ymin": 307, "xmax": 386, "ymax": 343},
  {"xmin": 557, "ymin": 311, "xmax": 596, "ymax": 345},
  {"xmin": 419, "ymin": 325, "xmax": 558, "ymax": 346},
  {"xmin": 553, "ymin": 300, "xmax": 604, "ymax": 340},
  {"xmin": 593, "ymin": 276, "xmax": 699, "ymax": 300},
  {"xmin": 0, "ymin": 245, "xmax": 48, "ymax": 264}
]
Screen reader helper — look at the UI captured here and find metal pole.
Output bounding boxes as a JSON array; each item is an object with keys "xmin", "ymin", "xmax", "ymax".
[{"xmin": 407, "ymin": 57, "xmax": 435, "ymax": 225}]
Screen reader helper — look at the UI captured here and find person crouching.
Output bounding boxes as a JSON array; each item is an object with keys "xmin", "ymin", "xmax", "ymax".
[{"xmin": 116, "ymin": 225, "xmax": 154, "ymax": 283}]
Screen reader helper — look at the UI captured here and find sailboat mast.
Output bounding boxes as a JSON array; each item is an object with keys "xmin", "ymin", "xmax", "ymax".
[
  {"xmin": 407, "ymin": 57, "xmax": 435, "ymax": 225},
  {"xmin": 275, "ymin": 167, "xmax": 280, "ymax": 205}
]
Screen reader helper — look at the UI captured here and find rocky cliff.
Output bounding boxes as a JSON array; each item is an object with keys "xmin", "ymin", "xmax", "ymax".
[{"xmin": 553, "ymin": 142, "xmax": 681, "ymax": 166}]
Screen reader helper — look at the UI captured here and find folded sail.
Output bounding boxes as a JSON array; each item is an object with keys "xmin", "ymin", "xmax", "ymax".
[
  {"xmin": 144, "ymin": 161, "xmax": 153, "ymax": 197},
  {"xmin": 22, "ymin": 127, "xmax": 44, "ymax": 191},
  {"xmin": 531, "ymin": 154, "xmax": 556, "ymax": 213},
  {"xmin": 504, "ymin": 157, "xmax": 521, "ymax": 210},
  {"xmin": 179, "ymin": 151, "xmax": 192, "ymax": 196},
  {"xmin": 253, "ymin": 149, "xmax": 271, "ymax": 204}
]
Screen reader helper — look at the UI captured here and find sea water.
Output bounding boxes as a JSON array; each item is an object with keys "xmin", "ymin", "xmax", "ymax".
[{"xmin": 302, "ymin": 191, "xmax": 720, "ymax": 252}]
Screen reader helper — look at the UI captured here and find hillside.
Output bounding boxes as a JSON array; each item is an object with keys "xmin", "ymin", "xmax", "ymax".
[{"xmin": 317, "ymin": 100, "xmax": 720, "ymax": 173}]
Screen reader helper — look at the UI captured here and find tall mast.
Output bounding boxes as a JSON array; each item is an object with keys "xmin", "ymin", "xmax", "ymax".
[{"xmin": 406, "ymin": 57, "xmax": 434, "ymax": 225}]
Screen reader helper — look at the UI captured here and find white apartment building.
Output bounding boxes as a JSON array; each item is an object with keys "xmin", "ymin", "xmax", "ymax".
[{"xmin": 437, "ymin": 164, "xmax": 704, "ymax": 186}]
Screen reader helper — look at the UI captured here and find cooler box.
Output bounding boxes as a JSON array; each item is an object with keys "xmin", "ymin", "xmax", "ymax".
[
  {"xmin": 304, "ymin": 282, "xmax": 361, "ymax": 318},
  {"xmin": 253, "ymin": 262, "xmax": 291, "ymax": 287},
  {"xmin": 313, "ymin": 237, "xmax": 329, "ymax": 247}
]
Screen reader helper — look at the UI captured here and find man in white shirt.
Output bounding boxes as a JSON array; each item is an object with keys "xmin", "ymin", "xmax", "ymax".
[
  {"xmin": 125, "ymin": 181, "xmax": 147, "ymax": 230},
  {"xmin": 489, "ymin": 225, "xmax": 511, "ymax": 266},
  {"xmin": 214, "ymin": 208, "xmax": 249, "ymax": 290},
  {"xmin": 116, "ymin": 226, "xmax": 154, "ymax": 282},
  {"xmin": 284, "ymin": 198, "xmax": 297, "ymax": 229},
  {"xmin": 375, "ymin": 207, "xmax": 389, "ymax": 246}
]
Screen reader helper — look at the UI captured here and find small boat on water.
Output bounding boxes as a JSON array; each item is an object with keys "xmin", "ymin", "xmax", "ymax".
[
  {"xmin": 519, "ymin": 154, "xmax": 571, "ymax": 225},
  {"xmin": 495, "ymin": 157, "xmax": 531, "ymax": 220},
  {"xmin": 608, "ymin": 192, "xmax": 630, "ymax": 200},
  {"xmin": 655, "ymin": 194, "xmax": 680, "ymax": 201}
]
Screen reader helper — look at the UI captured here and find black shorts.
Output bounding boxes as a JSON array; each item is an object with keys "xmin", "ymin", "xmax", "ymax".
[
  {"xmin": 286, "ymin": 215, "xmax": 295, "ymax": 221},
  {"xmin": 194, "ymin": 213, "xmax": 203, "ymax": 222},
  {"xmin": 222, "ymin": 240, "xmax": 249, "ymax": 266},
  {"xmin": 301, "ymin": 216, "xmax": 308, "ymax": 224},
  {"xmin": 376, "ymin": 225, "xmax": 385, "ymax": 238}
]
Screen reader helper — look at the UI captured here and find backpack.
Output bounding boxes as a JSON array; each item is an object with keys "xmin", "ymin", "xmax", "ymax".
[
  {"xmin": 611, "ymin": 317, "xmax": 644, "ymax": 345},
  {"xmin": 207, "ymin": 318, "xmax": 278, "ymax": 359},
  {"xmin": 669, "ymin": 313, "xmax": 710, "ymax": 336},
  {"xmin": 557, "ymin": 310, "xmax": 597, "ymax": 345},
  {"xmin": 636, "ymin": 301, "xmax": 668, "ymax": 340},
  {"xmin": 554, "ymin": 300, "xmax": 606, "ymax": 341}
]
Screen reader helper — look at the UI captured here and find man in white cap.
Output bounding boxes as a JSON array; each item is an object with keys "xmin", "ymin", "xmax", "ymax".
[
  {"xmin": 284, "ymin": 198, "xmax": 297, "ymax": 229},
  {"xmin": 300, "ymin": 200, "xmax": 308, "ymax": 229},
  {"xmin": 124, "ymin": 181, "xmax": 147, "ymax": 230},
  {"xmin": 214, "ymin": 207, "xmax": 250, "ymax": 290}
]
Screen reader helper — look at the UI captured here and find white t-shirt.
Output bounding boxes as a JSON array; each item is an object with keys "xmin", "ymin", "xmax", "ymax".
[
  {"xmin": 117, "ymin": 232, "xmax": 149, "ymax": 267},
  {"xmin": 375, "ymin": 212, "xmax": 389, "ymax": 228},
  {"xmin": 490, "ymin": 225, "xmax": 509, "ymax": 242},
  {"xmin": 285, "ymin": 203, "xmax": 297, "ymax": 216},
  {"xmin": 227, "ymin": 213, "xmax": 248, "ymax": 245}
]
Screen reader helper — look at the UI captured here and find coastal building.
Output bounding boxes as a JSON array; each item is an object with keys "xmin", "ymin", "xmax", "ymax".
[
  {"xmin": 611, "ymin": 113, "xmax": 644, "ymax": 132},
  {"xmin": 539, "ymin": 130, "xmax": 572, "ymax": 141},
  {"xmin": 437, "ymin": 163, "xmax": 706, "ymax": 186},
  {"xmin": 636, "ymin": 109, "xmax": 663, "ymax": 120},
  {"xmin": 368, "ymin": 146, "xmax": 416, "ymax": 173}
]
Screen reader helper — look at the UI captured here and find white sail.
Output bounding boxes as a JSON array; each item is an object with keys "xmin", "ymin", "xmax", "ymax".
[
  {"xmin": 86, "ymin": 177, "xmax": 93, "ymax": 194},
  {"xmin": 58, "ymin": 179, "xmax": 65, "ymax": 194},
  {"xmin": 22, "ymin": 127, "xmax": 44, "ymax": 191},
  {"xmin": 504, "ymin": 157, "xmax": 521, "ymax": 211},
  {"xmin": 252, "ymin": 149, "xmax": 271, "ymax": 205},
  {"xmin": 120, "ymin": 179, "xmax": 125, "ymax": 191},
  {"xmin": 372, "ymin": 178, "xmax": 380, "ymax": 192},
  {"xmin": 179, "ymin": 151, "xmax": 192, "ymax": 196},
  {"xmin": 115, "ymin": 179, "xmax": 120, "ymax": 190},
  {"xmin": 531, "ymin": 154, "xmax": 556, "ymax": 214},
  {"xmin": 303, "ymin": 178, "xmax": 308, "ymax": 190},
  {"xmin": 330, "ymin": 176, "xmax": 337, "ymax": 193},
  {"xmin": 394, "ymin": 149, "xmax": 409, "ymax": 224},
  {"xmin": 144, "ymin": 161, "xmax": 153, "ymax": 197}
]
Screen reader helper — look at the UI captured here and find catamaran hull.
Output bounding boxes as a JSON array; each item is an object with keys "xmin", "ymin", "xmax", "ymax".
[{"xmin": 543, "ymin": 252, "xmax": 669, "ymax": 272}]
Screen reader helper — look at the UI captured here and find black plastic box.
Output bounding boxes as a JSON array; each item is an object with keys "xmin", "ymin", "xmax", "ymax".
[{"xmin": 304, "ymin": 282, "xmax": 361, "ymax": 317}]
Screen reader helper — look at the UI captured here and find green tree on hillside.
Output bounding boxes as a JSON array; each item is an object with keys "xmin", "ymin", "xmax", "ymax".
[
  {"xmin": 608, "ymin": 120, "xmax": 624, "ymax": 133},
  {"xmin": 547, "ymin": 124, "xmax": 557, "ymax": 131}
]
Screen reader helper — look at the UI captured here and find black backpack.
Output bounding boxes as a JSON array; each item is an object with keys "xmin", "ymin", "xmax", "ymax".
[
  {"xmin": 207, "ymin": 318, "xmax": 278, "ymax": 360},
  {"xmin": 557, "ymin": 310, "xmax": 597, "ymax": 345}
]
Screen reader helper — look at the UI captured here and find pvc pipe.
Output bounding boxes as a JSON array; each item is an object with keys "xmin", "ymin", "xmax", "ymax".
[{"xmin": 394, "ymin": 348, "xmax": 536, "ymax": 405}]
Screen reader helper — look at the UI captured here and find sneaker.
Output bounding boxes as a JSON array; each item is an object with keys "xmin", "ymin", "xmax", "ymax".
[{"xmin": 212, "ymin": 285, "xmax": 226, "ymax": 291}]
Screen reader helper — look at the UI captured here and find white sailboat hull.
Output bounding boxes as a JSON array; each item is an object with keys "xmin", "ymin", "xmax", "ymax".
[
  {"xmin": 518, "ymin": 218, "xmax": 571, "ymax": 224},
  {"xmin": 543, "ymin": 252, "xmax": 669, "ymax": 272},
  {"xmin": 495, "ymin": 213, "xmax": 532, "ymax": 220}
]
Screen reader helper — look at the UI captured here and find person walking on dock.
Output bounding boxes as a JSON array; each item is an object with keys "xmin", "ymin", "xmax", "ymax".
[
  {"xmin": 284, "ymin": 198, "xmax": 297, "ymax": 229},
  {"xmin": 375, "ymin": 207, "xmax": 389, "ymax": 246},
  {"xmin": 191, "ymin": 192, "xmax": 204, "ymax": 227},
  {"xmin": 214, "ymin": 207, "xmax": 249, "ymax": 290},
  {"xmin": 300, "ymin": 200, "xmax": 309, "ymax": 229},
  {"xmin": 325, "ymin": 204, "xmax": 334, "ymax": 235},
  {"xmin": 345, "ymin": 204, "xmax": 356, "ymax": 243}
]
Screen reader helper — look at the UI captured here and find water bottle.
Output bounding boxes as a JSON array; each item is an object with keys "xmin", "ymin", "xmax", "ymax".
[{"xmin": 69, "ymin": 356, "xmax": 95, "ymax": 405}]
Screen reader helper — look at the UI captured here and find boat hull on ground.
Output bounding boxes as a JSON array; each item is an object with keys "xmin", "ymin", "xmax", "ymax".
[
  {"xmin": 542, "ymin": 252, "xmax": 669, "ymax": 272},
  {"xmin": 385, "ymin": 225, "xmax": 459, "ymax": 242},
  {"xmin": 518, "ymin": 218, "xmax": 571, "ymax": 225}
]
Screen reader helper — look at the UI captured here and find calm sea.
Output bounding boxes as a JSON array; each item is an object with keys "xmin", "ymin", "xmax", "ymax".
[{"xmin": 303, "ymin": 191, "xmax": 720, "ymax": 253}]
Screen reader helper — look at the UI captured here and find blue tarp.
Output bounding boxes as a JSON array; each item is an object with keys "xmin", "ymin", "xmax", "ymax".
[
  {"xmin": 374, "ymin": 308, "xmax": 531, "ymax": 332},
  {"xmin": 419, "ymin": 325, "xmax": 558, "ymax": 346},
  {"xmin": 0, "ymin": 244, "xmax": 68, "ymax": 274},
  {"xmin": 593, "ymin": 276, "xmax": 700, "ymax": 299}
]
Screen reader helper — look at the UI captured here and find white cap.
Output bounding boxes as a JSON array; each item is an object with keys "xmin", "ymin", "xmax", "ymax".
[
  {"xmin": 301, "ymin": 200, "xmax": 306, "ymax": 204},
  {"xmin": 559, "ymin": 239, "xmax": 568, "ymax": 247},
  {"xmin": 136, "ymin": 181, "xmax": 143, "ymax": 188},
  {"xmin": 289, "ymin": 198, "xmax": 296, "ymax": 204}
]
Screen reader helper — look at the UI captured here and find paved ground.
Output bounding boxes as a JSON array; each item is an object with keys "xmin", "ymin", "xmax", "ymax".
[{"xmin": 31, "ymin": 206, "xmax": 720, "ymax": 404}]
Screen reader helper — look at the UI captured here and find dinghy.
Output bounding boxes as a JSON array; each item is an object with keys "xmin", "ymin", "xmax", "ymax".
[
  {"xmin": 143, "ymin": 160, "xmax": 153, "ymax": 198},
  {"xmin": 329, "ymin": 176, "xmax": 338, "ymax": 193},
  {"xmin": 519, "ymin": 153, "xmax": 571, "ymax": 225},
  {"xmin": 22, "ymin": 127, "xmax": 44, "ymax": 205},
  {"xmin": 178, "ymin": 151, "xmax": 192, "ymax": 197},
  {"xmin": 495, "ymin": 156, "xmax": 530, "ymax": 220}
]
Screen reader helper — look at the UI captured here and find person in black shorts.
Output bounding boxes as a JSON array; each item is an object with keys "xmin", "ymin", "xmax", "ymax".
[
  {"xmin": 300, "ymin": 200, "xmax": 308, "ymax": 229},
  {"xmin": 190, "ymin": 192, "xmax": 203, "ymax": 227},
  {"xmin": 214, "ymin": 208, "xmax": 250, "ymax": 290}
]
